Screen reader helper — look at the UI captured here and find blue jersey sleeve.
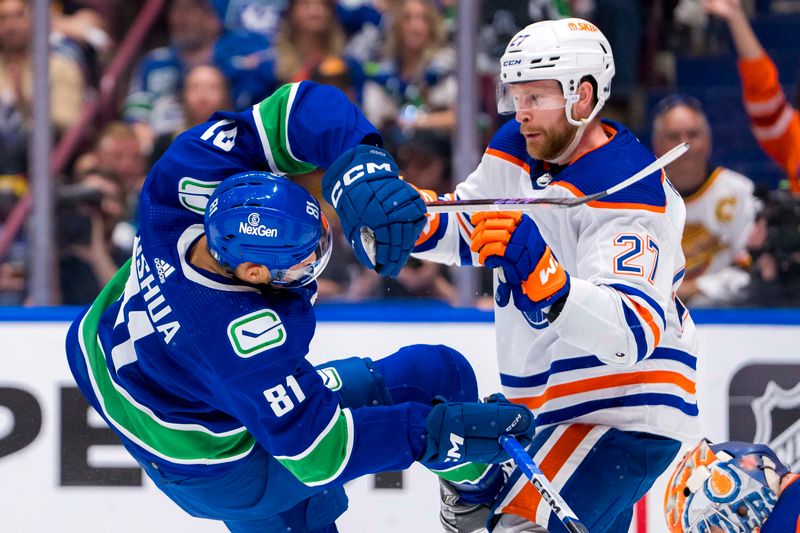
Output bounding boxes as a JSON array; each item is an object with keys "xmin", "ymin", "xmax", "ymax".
[{"xmin": 762, "ymin": 476, "xmax": 800, "ymax": 533}]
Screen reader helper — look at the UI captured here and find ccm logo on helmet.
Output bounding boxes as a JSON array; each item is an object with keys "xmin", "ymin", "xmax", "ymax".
[
  {"xmin": 330, "ymin": 162, "xmax": 393, "ymax": 208},
  {"xmin": 502, "ymin": 59, "xmax": 522, "ymax": 66}
]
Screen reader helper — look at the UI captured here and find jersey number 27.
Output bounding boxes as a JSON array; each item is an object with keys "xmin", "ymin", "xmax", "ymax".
[{"xmin": 613, "ymin": 233, "xmax": 660, "ymax": 284}]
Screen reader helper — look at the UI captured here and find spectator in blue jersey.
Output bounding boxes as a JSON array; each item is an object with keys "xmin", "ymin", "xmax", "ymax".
[
  {"xmin": 664, "ymin": 440, "xmax": 799, "ymax": 532},
  {"xmin": 360, "ymin": 0, "xmax": 457, "ymax": 160},
  {"xmin": 123, "ymin": 0, "xmax": 272, "ymax": 153},
  {"xmin": 211, "ymin": 0, "xmax": 288, "ymax": 41},
  {"xmin": 64, "ymin": 79, "xmax": 535, "ymax": 532},
  {"xmin": 362, "ymin": 0, "xmax": 456, "ymax": 142}
]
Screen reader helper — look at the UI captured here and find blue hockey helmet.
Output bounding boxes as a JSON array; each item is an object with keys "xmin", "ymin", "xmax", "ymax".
[
  {"xmin": 664, "ymin": 439, "xmax": 789, "ymax": 532},
  {"xmin": 204, "ymin": 171, "xmax": 332, "ymax": 288}
]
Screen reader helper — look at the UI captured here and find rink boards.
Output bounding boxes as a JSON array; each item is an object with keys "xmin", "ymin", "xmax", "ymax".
[{"xmin": 0, "ymin": 304, "xmax": 798, "ymax": 533}]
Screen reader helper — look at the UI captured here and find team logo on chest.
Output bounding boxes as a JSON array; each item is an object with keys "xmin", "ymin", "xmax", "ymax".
[{"xmin": 228, "ymin": 309, "xmax": 287, "ymax": 357}]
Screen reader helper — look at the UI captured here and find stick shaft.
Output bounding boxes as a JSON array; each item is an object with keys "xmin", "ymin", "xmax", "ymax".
[
  {"xmin": 426, "ymin": 142, "xmax": 688, "ymax": 214},
  {"xmin": 499, "ymin": 436, "xmax": 590, "ymax": 533}
]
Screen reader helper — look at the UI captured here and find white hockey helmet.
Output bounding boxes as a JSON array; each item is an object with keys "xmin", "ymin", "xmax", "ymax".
[{"xmin": 497, "ymin": 18, "xmax": 615, "ymax": 127}]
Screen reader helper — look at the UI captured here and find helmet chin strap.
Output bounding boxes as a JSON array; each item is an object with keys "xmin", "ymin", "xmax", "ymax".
[{"xmin": 545, "ymin": 98, "xmax": 604, "ymax": 165}]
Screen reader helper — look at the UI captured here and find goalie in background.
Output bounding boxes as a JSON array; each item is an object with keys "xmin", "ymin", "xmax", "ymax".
[
  {"xmin": 410, "ymin": 17, "xmax": 700, "ymax": 533},
  {"xmin": 664, "ymin": 439, "xmax": 799, "ymax": 532}
]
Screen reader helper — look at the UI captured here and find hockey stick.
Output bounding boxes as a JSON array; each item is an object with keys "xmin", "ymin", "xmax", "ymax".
[
  {"xmin": 499, "ymin": 435, "xmax": 590, "ymax": 533},
  {"xmin": 426, "ymin": 142, "xmax": 689, "ymax": 214}
]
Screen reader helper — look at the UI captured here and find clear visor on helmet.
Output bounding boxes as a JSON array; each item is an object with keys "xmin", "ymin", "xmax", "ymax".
[
  {"xmin": 496, "ymin": 81, "xmax": 570, "ymax": 115},
  {"xmin": 268, "ymin": 213, "xmax": 333, "ymax": 289}
]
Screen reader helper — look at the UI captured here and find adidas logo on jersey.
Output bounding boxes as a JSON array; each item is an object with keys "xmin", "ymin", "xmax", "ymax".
[{"xmin": 154, "ymin": 257, "xmax": 175, "ymax": 283}]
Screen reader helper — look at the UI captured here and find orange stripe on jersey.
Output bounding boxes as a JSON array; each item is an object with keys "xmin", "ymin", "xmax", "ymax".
[
  {"xmin": 568, "ymin": 123, "xmax": 618, "ymax": 164},
  {"xmin": 501, "ymin": 425, "xmax": 594, "ymax": 523},
  {"xmin": 486, "ymin": 148, "xmax": 531, "ymax": 173},
  {"xmin": 456, "ymin": 211, "xmax": 473, "ymax": 238},
  {"xmin": 621, "ymin": 293, "xmax": 662, "ymax": 346},
  {"xmin": 515, "ymin": 370, "xmax": 696, "ymax": 410},
  {"xmin": 552, "ymin": 180, "xmax": 667, "ymax": 213}
]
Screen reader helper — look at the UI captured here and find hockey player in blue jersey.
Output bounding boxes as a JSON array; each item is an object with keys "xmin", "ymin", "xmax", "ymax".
[
  {"xmin": 64, "ymin": 81, "xmax": 535, "ymax": 532},
  {"xmin": 665, "ymin": 439, "xmax": 800, "ymax": 532},
  {"xmin": 411, "ymin": 18, "xmax": 699, "ymax": 533}
]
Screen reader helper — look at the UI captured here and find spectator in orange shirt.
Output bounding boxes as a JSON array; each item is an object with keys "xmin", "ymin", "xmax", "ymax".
[{"xmin": 704, "ymin": 0, "xmax": 800, "ymax": 194}]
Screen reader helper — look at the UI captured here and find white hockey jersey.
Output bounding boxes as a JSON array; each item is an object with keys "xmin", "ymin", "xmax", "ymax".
[
  {"xmin": 413, "ymin": 119, "xmax": 700, "ymax": 442},
  {"xmin": 681, "ymin": 167, "xmax": 758, "ymax": 304}
]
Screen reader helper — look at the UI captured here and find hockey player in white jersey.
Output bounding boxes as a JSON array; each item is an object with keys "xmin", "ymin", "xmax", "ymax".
[
  {"xmin": 651, "ymin": 94, "xmax": 760, "ymax": 307},
  {"xmin": 412, "ymin": 18, "xmax": 701, "ymax": 532}
]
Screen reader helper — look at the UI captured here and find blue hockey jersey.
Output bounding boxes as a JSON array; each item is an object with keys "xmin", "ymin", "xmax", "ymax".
[
  {"xmin": 763, "ymin": 474, "xmax": 800, "ymax": 533},
  {"xmin": 67, "ymin": 82, "xmax": 429, "ymax": 487}
]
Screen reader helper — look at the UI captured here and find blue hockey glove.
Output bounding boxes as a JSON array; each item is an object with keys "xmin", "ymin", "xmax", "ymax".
[
  {"xmin": 470, "ymin": 212, "xmax": 570, "ymax": 313},
  {"xmin": 322, "ymin": 145, "xmax": 427, "ymax": 277},
  {"xmin": 420, "ymin": 394, "xmax": 535, "ymax": 467}
]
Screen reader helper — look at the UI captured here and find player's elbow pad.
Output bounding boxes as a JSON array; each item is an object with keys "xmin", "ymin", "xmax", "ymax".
[{"xmin": 551, "ymin": 279, "xmax": 643, "ymax": 368}]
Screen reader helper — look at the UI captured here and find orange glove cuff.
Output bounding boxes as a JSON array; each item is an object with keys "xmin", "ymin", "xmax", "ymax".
[{"xmin": 521, "ymin": 247, "xmax": 567, "ymax": 302}]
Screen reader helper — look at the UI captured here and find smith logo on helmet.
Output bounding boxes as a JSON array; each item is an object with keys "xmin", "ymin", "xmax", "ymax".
[
  {"xmin": 238, "ymin": 222, "xmax": 278, "ymax": 237},
  {"xmin": 567, "ymin": 21, "xmax": 599, "ymax": 32}
]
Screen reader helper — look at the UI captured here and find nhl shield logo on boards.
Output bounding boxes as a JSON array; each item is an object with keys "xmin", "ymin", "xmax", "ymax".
[{"xmin": 729, "ymin": 364, "xmax": 800, "ymax": 470}]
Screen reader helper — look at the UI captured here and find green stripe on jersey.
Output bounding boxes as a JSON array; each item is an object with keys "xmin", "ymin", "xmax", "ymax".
[
  {"xmin": 431, "ymin": 462, "xmax": 493, "ymax": 484},
  {"xmin": 275, "ymin": 408, "xmax": 354, "ymax": 486},
  {"xmin": 79, "ymin": 260, "xmax": 257, "ymax": 464},
  {"xmin": 253, "ymin": 83, "xmax": 316, "ymax": 175}
]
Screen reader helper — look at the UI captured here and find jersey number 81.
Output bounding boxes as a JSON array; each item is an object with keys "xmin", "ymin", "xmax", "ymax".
[{"xmin": 263, "ymin": 375, "xmax": 306, "ymax": 417}]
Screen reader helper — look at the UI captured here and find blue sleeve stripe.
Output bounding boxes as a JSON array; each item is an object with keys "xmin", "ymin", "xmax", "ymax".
[
  {"xmin": 458, "ymin": 232, "xmax": 473, "ymax": 266},
  {"xmin": 454, "ymin": 193, "xmax": 475, "ymax": 266},
  {"xmin": 620, "ymin": 297, "xmax": 648, "ymax": 361},
  {"xmin": 675, "ymin": 297, "xmax": 687, "ymax": 328},
  {"xmin": 499, "ymin": 347, "xmax": 696, "ymax": 389},
  {"xmin": 535, "ymin": 393, "xmax": 698, "ymax": 427},
  {"xmin": 648, "ymin": 347, "xmax": 697, "ymax": 370},
  {"xmin": 673, "ymin": 268, "xmax": 686, "ymax": 285},
  {"xmin": 500, "ymin": 355, "xmax": 604, "ymax": 388},
  {"xmin": 608, "ymin": 282, "xmax": 666, "ymax": 329},
  {"xmin": 413, "ymin": 213, "xmax": 450, "ymax": 253}
]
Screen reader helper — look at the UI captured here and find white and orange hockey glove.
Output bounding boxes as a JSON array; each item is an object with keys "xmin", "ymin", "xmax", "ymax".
[{"xmin": 470, "ymin": 212, "xmax": 570, "ymax": 313}]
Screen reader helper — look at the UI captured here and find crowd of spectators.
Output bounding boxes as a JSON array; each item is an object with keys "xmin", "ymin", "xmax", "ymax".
[{"xmin": 0, "ymin": 0, "xmax": 799, "ymax": 308}]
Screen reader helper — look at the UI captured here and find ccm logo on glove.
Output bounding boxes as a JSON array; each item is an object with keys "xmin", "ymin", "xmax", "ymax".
[{"xmin": 329, "ymin": 160, "xmax": 393, "ymax": 208}]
